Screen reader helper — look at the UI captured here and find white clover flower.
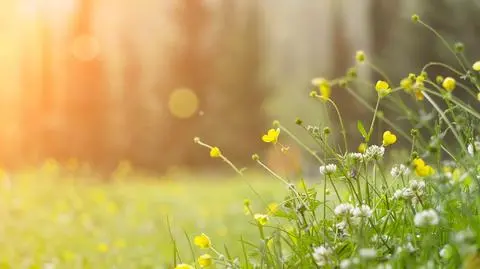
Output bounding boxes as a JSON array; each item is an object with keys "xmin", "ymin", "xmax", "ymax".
[
  {"xmin": 334, "ymin": 203, "xmax": 354, "ymax": 217},
  {"xmin": 467, "ymin": 144, "xmax": 474, "ymax": 156},
  {"xmin": 319, "ymin": 164, "xmax": 337, "ymax": 175},
  {"xmin": 348, "ymin": 152, "xmax": 364, "ymax": 161},
  {"xmin": 336, "ymin": 221, "xmax": 347, "ymax": 232},
  {"xmin": 390, "ymin": 164, "xmax": 410, "ymax": 177},
  {"xmin": 393, "ymin": 187, "xmax": 414, "ymax": 201},
  {"xmin": 364, "ymin": 145, "xmax": 385, "ymax": 160},
  {"xmin": 439, "ymin": 244, "xmax": 453, "ymax": 260},
  {"xmin": 409, "ymin": 180, "xmax": 426, "ymax": 202},
  {"xmin": 312, "ymin": 245, "xmax": 333, "ymax": 266},
  {"xmin": 409, "ymin": 180, "xmax": 425, "ymax": 192},
  {"xmin": 467, "ymin": 141, "xmax": 480, "ymax": 156},
  {"xmin": 358, "ymin": 248, "xmax": 377, "ymax": 259},
  {"xmin": 414, "ymin": 209, "xmax": 439, "ymax": 227},
  {"xmin": 453, "ymin": 229, "xmax": 475, "ymax": 244},
  {"xmin": 403, "ymin": 242, "xmax": 416, "ymax": 253},
  {"xmin": 351, "ymin": 204, "xmax": 373, "ymax": 219},
  {"xmin": 340, "ymin": 259, "xmax": 351, "ymax": 269}
]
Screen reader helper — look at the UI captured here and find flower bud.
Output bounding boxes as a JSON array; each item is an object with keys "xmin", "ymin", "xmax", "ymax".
[
  {"xmin": 356, "ymin": 51, "xmax": 366, "ymax": 63},
  {"xmin": 411, "ymin": 14, "xmax": 419, "ymax": 23},
  {"xmin": 454, "ymin": 42, "xmax": 464, "ymax": 53}
]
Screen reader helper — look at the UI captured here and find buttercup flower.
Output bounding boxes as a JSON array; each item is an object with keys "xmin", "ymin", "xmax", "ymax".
[
  {"xmin": 382, "ymin": 131, "xmax": 397, "ymax": 146},
  {"xmin": 375, "ymin": 80, "xmax": 391, "ymax": 98},
  {"xmin": 473, "ymin": 61, "xmax": 480, "ymax": 71},
  {"xmin": 254, "ymin": 213, "xmax": 269, "ymax": 226},
  {"xmin": 413, "ymin": 158, "xmax": 435, "ymax": 177},
  {"xmin": 262, "ymin": 128, "xmax": 280, "ymax": 144},
  {"xmin": 442, "ymin": 77, "xmax": 456, "ymax": 92},
  {"xmin": 198, "ymin": 254, "xmax": 213, "ymax": 267},
  {"xmin": 400, "ymin": 77, "xmax": 413, "ymax": 92},
  {"xmin": 194, "ymin": 233, "xmax": 211, "ymax": 249},
  {"xmin": 312, "ymin": 78, "xmax": 331, "ymax": 100},
  {"xmin": 413, "ymin": 81, "xmax": 425, "ymax": 101},
  {"xmin": 209, "ymin": 147, "xmax": 221, "ymax": 158}
]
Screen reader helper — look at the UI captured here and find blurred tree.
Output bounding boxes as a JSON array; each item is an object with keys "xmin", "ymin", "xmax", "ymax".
[
  {"xmin": 202, "ymin": 0, "xmax": 270, "ymax": 167},
  {"xmin": 66, "ymin": 0, "xmax": 106, "ymax": 165},
  {"xmin": 154, "ymin": 0, "xmax": 212, "ymax": 170}
]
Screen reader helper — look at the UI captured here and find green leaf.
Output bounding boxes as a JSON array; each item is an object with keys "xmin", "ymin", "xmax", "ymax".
[{"xmin": 357, "ymin": 120, "xmax": 367, "ymax": 138}]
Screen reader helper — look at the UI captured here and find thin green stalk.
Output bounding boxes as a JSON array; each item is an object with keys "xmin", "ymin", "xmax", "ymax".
[
  {"xmin": 421, "ymin": 62, "xmax": 464, "ymax": 77},
  {"xmin": 366, "ymin": 97, "xmax": 381, "ymax": 142},
  {"xmin": 326, "ymin": 98, "xmax": 348, "ymax": 153},
  {"xmin": 345, "ymin": 87, "xmax": 413, "ymax": 144},
  {"xmin": 418, "ymin": 20, "xmax": 467, "ymax": 72},
  {"xmin": 328, "ymin": 174, "xmax": 342, "ymax": 203},
  {"xmin": 423, "ymin": 92, "xmax": 466, "ymax": 152},
  {"xmin": 279, "ymin": 124, "xmax": 325, "ymax": 165}
]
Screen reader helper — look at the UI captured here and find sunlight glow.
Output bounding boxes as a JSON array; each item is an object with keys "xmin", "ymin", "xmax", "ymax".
[
  {"xmin": 18, "ymin": 0, "xmax": 76, "ymax": 20},
  {"xmin": 168, "ymin": 88, "xmax": 199, "ymax": 119},
  {"xmin": 71, "ymin": 35, "xmax": 100, "ymax": 61}
]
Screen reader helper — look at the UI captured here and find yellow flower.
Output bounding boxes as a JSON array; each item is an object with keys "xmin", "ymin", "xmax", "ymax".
[
  {"xmin": 114, "ymin": 239, "xmax": 126, "ymax": 249},
  {"xmin": 400, "ymin": 77, "xmax": 413, "ymax": 93},
  {"xmin": 97, "ymin": 243, "xmax": 109, "ymax": 253},
  {"xmin": 416, "ymin": 165, "xmax": 435, "ymax": 177},
  {"xmin": 194, "ymin": 233, "xmax": 211, "ymax": 249},
  {"xmin": 442, "ymin": 77, "xmax": 456, "ymax": 92},
  {"xmin": 358, "ymin": 143, "xmax": 367, "ymax": 153},
  {"xmin": 254, "ymin": 213, "xmax": 269, "ymax": 226},
  {"xmin": 414, "ymin": 89, "xmax": 424, "ymax": 101},
  {"xmin": 382, "ymin": 131, "xmax": 397, "ymax": 146},
  {"xmin": 198, "ymin": 254, "xmax": 213, "ymax": 267},
  {"xmin": 175, "ymin": 264, "xmax": 194, "ymax": 269},
  {"xmin": 477, "ymin": 92, "xmax": 480, "ymax": 101},
  {"xmin": 375, "ymin": 80, "xmax": 391, "ymax": 98},
  {"xmin": 356, "ymin": 50, "xmax": 366, "ymax": 63},
  {"xmin": 413, "ymin": 158, "xmax": 435, "ymax": 177},
  {"xmin": 473, "ymin": 61, "xmax": 480, "ymax": 71},
  {"xmin": 262, "ymin": 128, "xmax": 280, "ymax": 144},
  {"xmin": 209, "ymin": 147, "xmax": 221, "ymax": 158},
  {"xmin": 267, "ymin": 202, "xmax": 279, "ymax": 215},
  {"xmin": 312, "ymin": 78, "xmax": 331, "ymax": 101}
]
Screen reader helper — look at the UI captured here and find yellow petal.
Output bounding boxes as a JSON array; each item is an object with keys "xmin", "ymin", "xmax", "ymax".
[
  {"xmin": 382, "ymin": 131, "xmax": 397, "ymax": 146},
  {"xmin": 442, "ymin": 77, "xmax": 456, "ymax": 92}
]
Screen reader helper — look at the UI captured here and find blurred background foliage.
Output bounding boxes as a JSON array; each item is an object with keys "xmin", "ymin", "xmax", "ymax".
[{"xmin": 0, "ymin": 0, "xmax": 478, "ymax": 174}]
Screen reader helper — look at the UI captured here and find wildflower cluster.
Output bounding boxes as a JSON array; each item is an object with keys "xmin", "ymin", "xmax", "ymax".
[{"xmin": 189, "ymin": 13, "xmax": 480, "ymax": 269}]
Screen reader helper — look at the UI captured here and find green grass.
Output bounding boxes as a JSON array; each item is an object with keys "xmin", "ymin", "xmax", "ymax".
[{"xmin": 0, "ymin": 168, "xmax": 286, "ymax": 268}]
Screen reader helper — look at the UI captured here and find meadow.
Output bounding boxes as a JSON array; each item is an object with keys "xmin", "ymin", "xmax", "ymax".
[
  {"xmin": 0, "ymin": 164, "xmax": 286, "ymax": 268},
  {"xmin": 2, "ymin": 12, "xmax": 480, "ymax": 269}
]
